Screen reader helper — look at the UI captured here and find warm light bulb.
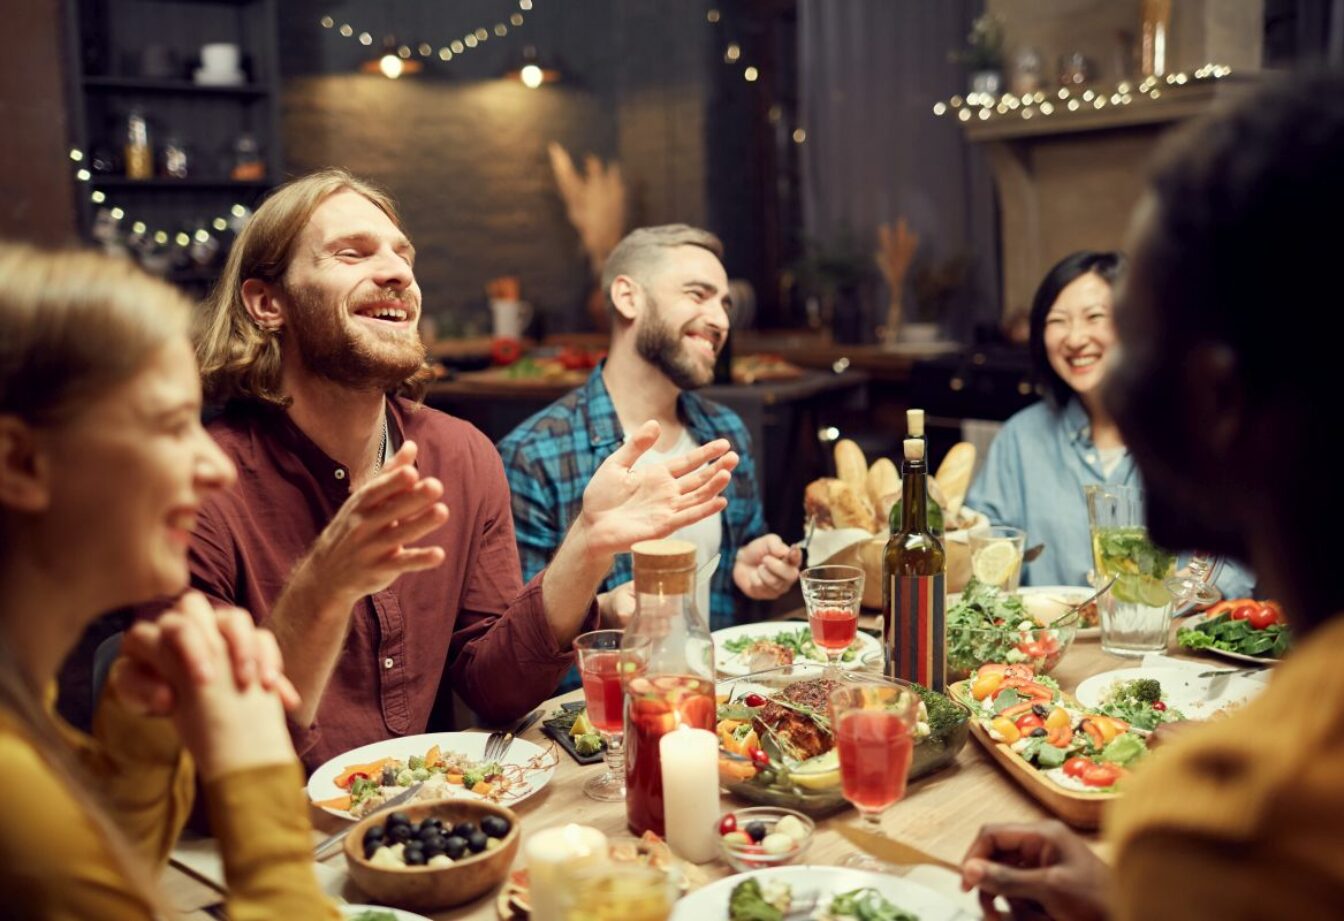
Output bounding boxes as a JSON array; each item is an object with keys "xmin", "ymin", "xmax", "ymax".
[
  {"xmin": 379, "ymin": 54, "xmax": 404, "ymax": 79},
  {"xmin": 520, "ymin": 63, "xmax": 544, "ymax": 88}
]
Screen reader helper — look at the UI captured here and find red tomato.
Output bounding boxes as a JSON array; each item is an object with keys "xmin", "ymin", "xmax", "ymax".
[
  {"xmin": 1063, "ymin": 757, "xmax": 1091, "ymax": 779},
  {"xmin": 1230, "ymin": 602, "xmax": 1259, "ymax": 622},
  {"xmin": 490, "ymin": 337, "xmax": 523, "ymax": 366},
  {"xmin": 1248, "ymin": 604, "xmax": 1281, "ymax": 630},
  {"xmin": 718, "ymin": 814, "xmax": 737, "ymax": 835},
  {"xmin": 742, "ymin": 693, "xmax": 767, "ymax": 708},
  {"xmin": 1152, "ymin": 701, "xmax": 1167, "ymax": 712},
  {"xmin": 1015, "ymin": 714, "xmax": 1045, "ymax": 733},
  {"xmin": 1018, "ymin": 641, "xmax": 1046, "ymax": 658},
  {"xmin": 1081, "ymin": 763, "xmax": 1122, "ymax": 788},
  {"xmin": 749, "ymin": 748, "xmax": 771, "ymax": 768},
  {"xmin": 1205, "ymin": 599, "xmax": 1239, "ymax": 619}
]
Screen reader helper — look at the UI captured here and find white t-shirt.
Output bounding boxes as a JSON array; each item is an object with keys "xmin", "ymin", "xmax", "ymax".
[
  {"xmin": 1098, "ymin": 445, "xmax": 1128, "ymax": 478},
  {"xmin": 628, "ymin": 426, "xmax": 723, "ymax": 617}
]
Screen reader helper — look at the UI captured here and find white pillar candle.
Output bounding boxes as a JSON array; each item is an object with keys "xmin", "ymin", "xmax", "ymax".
[
  {"xmin": 659, "ymin": 726, "xmax": 720, "ymax": 863},
  {"xmin": 524, "ymin": 824, "xmax": 609, "ymax": 921}
]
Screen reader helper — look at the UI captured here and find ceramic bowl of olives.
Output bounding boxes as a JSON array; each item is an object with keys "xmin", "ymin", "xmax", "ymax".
[{"xmin": 343, "ymin": 799, "xmax": 520, "ymax": 911}]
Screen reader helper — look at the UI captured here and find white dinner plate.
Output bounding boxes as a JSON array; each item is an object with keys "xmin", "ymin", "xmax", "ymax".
[
  {"xmin": 1074, "ymin": 665, "xmax": 1264, "ymax": 720},
  {"xmin": 307, "ymin": 731, "xmax": 556, "ymax": 820},
  {"xmin": 669, "ymin": 865, "xmax": 975, "ymax": 921},
  {"xmin": 713, "ymin": 621, "xmax": 882, "ymax": 677},
  {"xmin": 1176, "ymin": 612, "xmax": 1286, "ymax": 665},
  {"xmin": 341, "ymin": 905, "xmax": 433, "ymax": 921}
]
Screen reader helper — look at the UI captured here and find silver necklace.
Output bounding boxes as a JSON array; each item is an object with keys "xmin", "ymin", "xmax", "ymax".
[{"xmin": 372, "ymin": 414, "xmax": 389, "ymax": 474}]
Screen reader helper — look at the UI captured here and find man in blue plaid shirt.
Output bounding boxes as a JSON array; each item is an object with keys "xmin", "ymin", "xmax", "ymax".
[{"xmin": 498, "ymin": 225, "xmax": 801, "ymax": 635}]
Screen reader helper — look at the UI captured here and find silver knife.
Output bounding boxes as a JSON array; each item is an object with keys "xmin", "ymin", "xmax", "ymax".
[{"xmin": 312, "ymin": 781, "xmax": 424, "ymax": 859}]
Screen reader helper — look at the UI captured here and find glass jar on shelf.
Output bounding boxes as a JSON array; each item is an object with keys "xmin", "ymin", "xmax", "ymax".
[
  {"xmin": 124, "ymin": 109, "xmax": 153, "ymax": 180},
  {"xmin": 229, "ymin": 133, "xmax": 265, "ymax": 181}
]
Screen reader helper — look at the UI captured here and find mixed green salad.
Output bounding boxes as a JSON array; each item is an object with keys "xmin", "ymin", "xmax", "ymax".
[
  {"xmin": 730, "ymin": 878, "xmax": 919, "ymax": 921},
  {"xmin": 946, "ymin": 579, "xmax": 1073, "ymax": 678},
  {"xmin": 1095, "ymin": 678, "xmax": 1185, "ymax": 731},
  {"xmin": 1178, "ymin": 609, "xmax": 1290, "ymax": 659},
  {"xmin": 721, "ymin": 626, "xmax": 865, "ymax": 665}
]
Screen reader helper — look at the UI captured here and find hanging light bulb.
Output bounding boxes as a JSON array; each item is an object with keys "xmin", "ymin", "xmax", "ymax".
[
  {"xmin": 509, "ymin": 44, "xmax": 562, "ymax": 88},
  {"xmin": 361, "ymin": 35, "xmax": 422, "ymax": 79},
  {"xmin": 380, "ymin": 53, "xmax": 404, "ymax": 79},
  {"xmin": 520, "ymin": 63, "xmax": 544, "ymax": 88}
]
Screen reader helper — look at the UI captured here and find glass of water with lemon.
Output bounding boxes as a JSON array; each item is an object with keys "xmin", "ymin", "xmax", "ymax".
[
  {"xmin": 1085, "ymin": 484, "xmax": 1176, "ymax": 656},
  {"xmin": 968, "ymin": 526, "xmax": 1025, "ymax": 593}
]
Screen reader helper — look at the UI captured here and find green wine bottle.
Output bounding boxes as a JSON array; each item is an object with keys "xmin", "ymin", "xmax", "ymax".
[{"xmin": 883, "ymin": 437, "xmax": 947, "ymax": 690}]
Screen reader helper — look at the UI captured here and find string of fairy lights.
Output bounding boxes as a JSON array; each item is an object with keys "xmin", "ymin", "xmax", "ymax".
[
  {"xmin": 320, "ymin": 0, "xmax": 533, "ymax": 75},
  {"xmin": 707, "ymin": 7, "xmax": 807, "ymax": 145},
  {"xmin": 933, "ymin": 64, "xmax": 1233, "ymax": 124}
]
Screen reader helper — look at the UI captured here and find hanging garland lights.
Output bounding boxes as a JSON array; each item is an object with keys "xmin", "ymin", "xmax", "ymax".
[
  {"xmin": 932, "ymin": 64, "xmax": 1233, "ymax": 125},
  {"xmin": 707, "ymin": 7, "xmax": 806, "ymax": 145},
  {"xmin": 320, "ymin": 0, "xmax": 533, "ymax": 68}
]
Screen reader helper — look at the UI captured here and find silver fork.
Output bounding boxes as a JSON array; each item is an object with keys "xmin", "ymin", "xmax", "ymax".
[
  {"xmin": 484, "ymin": 709, "xmax": 543, "ymax": 762},
  {"xmin": 791, "ymin": 517, "xmax": 817, "ymax": 555}
]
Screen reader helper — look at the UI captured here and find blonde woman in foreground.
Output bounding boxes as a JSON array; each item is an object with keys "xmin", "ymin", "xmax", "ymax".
[{"xmin": 0, "ymin": 244, "xmax": 339, "ymax": 919}]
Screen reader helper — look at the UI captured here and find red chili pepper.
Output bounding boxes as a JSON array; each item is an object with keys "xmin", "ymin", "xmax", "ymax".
[
  {"xmin": 743, "ymin": 693, "xmax": 767, "ymax": 708},
  {"xmin": 1152, "ymin": 701, "xmax": 1167, "ymax": 711}
]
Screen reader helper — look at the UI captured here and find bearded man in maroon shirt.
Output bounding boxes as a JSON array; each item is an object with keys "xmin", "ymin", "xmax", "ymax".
[{"xmin": 187, "ymin": 168, "xmax": 738, "ymax": 770}]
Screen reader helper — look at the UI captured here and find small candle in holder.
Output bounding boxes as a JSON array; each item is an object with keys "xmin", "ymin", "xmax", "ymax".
[
  {"xmin": 524, "ymin": 824, "xmax": 610, "ymax": 921},
  {"xmin": 659, "ymin": 726, "xmax": 720, "ymax": 863}
]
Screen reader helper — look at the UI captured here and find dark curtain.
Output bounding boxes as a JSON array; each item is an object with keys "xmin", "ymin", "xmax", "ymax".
[{"xmin": 798, "ymin": 0, "xmax": 1000, "ymax": 339}]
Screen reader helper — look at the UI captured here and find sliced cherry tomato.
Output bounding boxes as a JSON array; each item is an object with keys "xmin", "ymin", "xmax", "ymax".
[
  {"xmin": 490, "ymin": 337, "xmax": 523, "ymax": 366},
  {"xmin": 1018, "ymin": 641, "xmax": 1047, "ymax": 658},
  {"xmin": 1063, "ymin": 756, "xmax": 1091, "ymax": 779},
  {"xmin": 749, "ymin": 747, "xmax": 771, "ymax": 768},
  {"xmin": 742, "ymin": 693, "xmax": 767, "ymax": 708},
  {"xmin": 1014, "ymin": 713, "xmax": 1045, "ymax": 733},
  {"xmin": 1248, "ymin": 604, "xmax": 1281, "ymax": 630},
  {"xmin": 1152, "ymin": 700, "xmax": 1167, "ymax": 711},
  {"xmin": 718, "ymin": 813, "xmax": 738, "ymax": 835},
  {"xmin": 1081, "ymin": 763, "xmax": 1123, "ymax": 788},
  {"xmin": 1230, "ymin": 602, "xmax": 1259, "ymax": 621}
]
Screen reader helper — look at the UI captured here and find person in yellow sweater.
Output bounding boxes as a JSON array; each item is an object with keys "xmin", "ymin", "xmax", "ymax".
[
  {"xmin": 956, "ymin": 74, "xmax": 1344, "ymax": 919},
  {"xmin": 0, "ymin": 244, "xmax": 340, "ymax": 920}
]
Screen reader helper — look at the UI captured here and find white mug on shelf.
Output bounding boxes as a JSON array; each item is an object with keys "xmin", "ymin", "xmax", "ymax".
[
  {"xmin": 200, "ymin": 43, "xmax": 240, "ymax": 75},
  {"xmin": 490, "ymin": 298, "xmax": 533, "ymax": 340}
]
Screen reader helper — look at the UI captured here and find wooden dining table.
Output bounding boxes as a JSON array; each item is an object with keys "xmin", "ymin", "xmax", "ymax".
[{"xmin": 163, "ymin": 625, "xmax": 1228, "ymax": 919}]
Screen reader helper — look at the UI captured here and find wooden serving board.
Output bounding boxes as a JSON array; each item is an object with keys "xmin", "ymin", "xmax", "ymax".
[{"xmin": 947, "ymin": 681, "xmax": 1119, "ymax": 830}]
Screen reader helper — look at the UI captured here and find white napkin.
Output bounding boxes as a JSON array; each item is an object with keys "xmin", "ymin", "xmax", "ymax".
[{"xmin": 807, "ymin": 527, "xmax": 877, "ymax": 565}]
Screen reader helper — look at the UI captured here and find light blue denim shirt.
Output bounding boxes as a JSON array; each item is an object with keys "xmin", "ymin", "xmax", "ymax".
[{"xmin": 966, "ymin": 398, "xmax": 1256, "ymax": 597}]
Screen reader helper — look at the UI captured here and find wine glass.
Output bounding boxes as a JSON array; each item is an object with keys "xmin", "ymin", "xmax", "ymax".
[
  {"xmin": 1166, "ymin": 552, "xmax": 1222, "ymax": 609},
  {"xmin": 800, "ymin": 565, "xmax": 864, "ymax": 674},
  {"xmin": 828, "ymin": 678, "xmax": 921, "ymax": 870},
  {"xmin": 574, "ymin": 629, "xmax": 636, "ymax": 801}
]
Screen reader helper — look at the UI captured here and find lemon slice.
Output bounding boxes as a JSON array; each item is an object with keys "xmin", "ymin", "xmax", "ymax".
[
  {"xmin": 972, "ymin": 540, "xmax": 1021, "ymax": 586},
  {"xmin": 790, "ymin": 750, "xmax": 840, "ymax": 791},
  {"xmin": 570, "ymin": 710, "xmax": 594, "ymax": 739}
]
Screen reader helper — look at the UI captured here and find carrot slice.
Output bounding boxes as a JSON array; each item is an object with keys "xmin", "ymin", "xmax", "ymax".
[
  {"xmin": 425, "ymin": 745, "xmax": 442, "ymax": 768},
  {"xmin": 313, "ymin": 794, "xmax": 352, "ymax": 810},
  {"xmin": 335, "ymin": 757, "xmax": 395, "ymax": 789}
]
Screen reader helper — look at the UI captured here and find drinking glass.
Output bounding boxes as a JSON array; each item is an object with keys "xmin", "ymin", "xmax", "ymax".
[
  {"xmin": 968, "ymin": 525, "xmax": 1026, "ymax": 592},
  {"xmin": 828, "ymin": 678, "xmax": 921, "ymax": 870},
  {"xmin": 1085, "ymin": 484, "xmax": 1176, "ymax": 656},
  {"xmin": 558, "ymin": 862, "xmax": 675, "ymax": 921},
  {"xmin": 800, "ymin": 565, "xmax": 864, "ymax": 673},
  {"xmin": 1166, "ymin": 551, "xmax": 1222, "ymax": 609},
  {"xmin": 574, "ymin": 630, "xmax": 636, "ymax": 801}
]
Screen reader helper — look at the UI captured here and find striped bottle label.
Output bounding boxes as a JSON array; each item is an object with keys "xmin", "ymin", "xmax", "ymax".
[{"xmin": 885, "ymin": 574, "xmax": 946, "ymax": 690}]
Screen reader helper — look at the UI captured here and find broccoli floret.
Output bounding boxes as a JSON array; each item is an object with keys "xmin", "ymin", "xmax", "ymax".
[
  {"xmin": 1124, "ymin": 679, "xmax": 1162, "ymax": 704},
  {"xmin": 729, "ymin": 879, "xmax": 782, "ymax": 921},
  {"xmin": 575, "ymin": 733, "xmax": 603, "ymax": 756},
  {"xmin": 462, "ymin": 770, "xmax": 484, "ymax": 789},
  {"xmin": 913, "ymin": 684, "xmax": 968, "ymax": 737}
]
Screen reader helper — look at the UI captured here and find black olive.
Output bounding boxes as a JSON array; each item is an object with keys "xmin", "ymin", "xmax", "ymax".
[
  {"xmin": 467, "ymin": 831, "xmax": 489, "ymax": 853},
  {"xmin": 444, "ymin": 835, "xmax": 468, "ymax": 860},
  {"xmin": 364, "ymin": 840, "xmax": 383, "ymax": 860},
  {"xmin": 1029, "ymin": 727, "xmax": 1048, "ymax": 737},
  {"xmin": 423, "ymin": 838, "xmax": 446, "ymax": 858},
  {"xmin": 386, "ymin": 811, "xmax": 412, "ymax": 828},
  {"xmin": 1031, "ymin": 704, "xmax": 1049, "ymax": 718},
  {"xmin": 745, "ymin": 821, "xmax": 768, "ymax": 843},
  {"xmin": 452, "ymin": 821, "xmax": 478, "ymax": 839},
  {"xmin": 420, "ymin": 816, "xmax": 444, "ymax": 832},
  {"xmin": 363, "ymin": 826, "xmax": 386, "ymax": 845},
  {"xmin": 403, "ymin": 846, "xmax": 427, "ymax": 866},
  {"xmin": 380, "ymin": 765, "xmax": 398, "ymax": 786},
  {"xmin": 416, "ymin": 824, "xmax": 442, "ymax": 842},
  {"xmin": 388, "ymin": 823, "xmax": 413, "ymax": 844},
  {"xmin": 480, "ymin": 815, "xmax": 510, "ymax": 839}
]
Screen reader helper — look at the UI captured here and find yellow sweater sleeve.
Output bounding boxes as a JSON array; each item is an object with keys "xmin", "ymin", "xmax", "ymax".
[{"xmin": 207, "ymin": 760, "xmax": 342, "ymax": 921}]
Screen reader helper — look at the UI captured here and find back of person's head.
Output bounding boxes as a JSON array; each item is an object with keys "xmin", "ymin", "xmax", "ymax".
[
  {"xmin": 195, "ymin": 167, "xmax": 405, "ymax": 407},
  {"xmin": 1108, "ymin": 71, "xmax": 1344, "ymax": 617},
  {"xmin": 1028, "ymin": 250, "xmax": 1125, "ymax": 409},
  {"xmin": 0, "ymin": 244, "xmax": 190, "ymax": 428},
  {"xmin": 0, "ymin": 242, "xmax": 179, "ymax": 914},
  {"xmin": 602, "ymin": 224, "xmax": 724, "ymax": 315}
]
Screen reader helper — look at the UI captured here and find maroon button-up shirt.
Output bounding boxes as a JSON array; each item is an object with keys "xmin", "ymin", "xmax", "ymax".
[{"xmin": 188, "ymin": 397, "xmax": 585, "ymax": 771}]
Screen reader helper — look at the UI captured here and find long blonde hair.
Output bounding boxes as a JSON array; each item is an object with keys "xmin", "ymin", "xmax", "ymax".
[
  {"xmin": 0, "ymin": 242, "xmax": 188, "ymax": 916},
  {"xmin": 196, "ymin": 167, "xmax": 431, "ymax": 407}
]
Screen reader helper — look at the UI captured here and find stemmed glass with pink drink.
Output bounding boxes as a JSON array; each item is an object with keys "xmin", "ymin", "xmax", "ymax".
[
  {"xmin": 574, "ymin": 629, "xmax": 645, "ymax": 801},
  {"xmin": 801, "ymin": 565, "xmax": 864, "ymax": 674},
  {"xmin": 828, "ymin": 678, "xmax": 921, "ymax": 870}
]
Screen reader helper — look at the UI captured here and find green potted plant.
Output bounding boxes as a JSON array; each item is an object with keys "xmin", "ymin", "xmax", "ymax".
[
  {"xmin": 794, "ymin": 230, "xmax": 878, "ymax": 344},
  {"xmin": 951, "ymin": 13, "xmax": 1005, "ymax": 96}
]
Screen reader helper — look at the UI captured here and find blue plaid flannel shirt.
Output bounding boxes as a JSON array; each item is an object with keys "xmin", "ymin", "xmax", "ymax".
[{"xmin": 497, "ymin": 364, "xmax": 768, "ymax": 632}]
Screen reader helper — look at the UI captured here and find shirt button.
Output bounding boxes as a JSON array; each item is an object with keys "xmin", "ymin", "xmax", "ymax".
[
  {"xmin": 383, "ymin": 657, "xmax": 394, "ymax": 669},
  {"xmin": 334, "ymin": 468, "xmax": 346, "ymax": 480}
]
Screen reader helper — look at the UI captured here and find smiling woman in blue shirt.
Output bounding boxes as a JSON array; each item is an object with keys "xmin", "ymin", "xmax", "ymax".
[{"xmin": 966, "ymin": 251, "xmax": 1254, "ymax": 597}]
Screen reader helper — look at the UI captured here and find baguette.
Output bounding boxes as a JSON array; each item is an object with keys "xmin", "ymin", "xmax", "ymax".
[
  {"xmin": 934, "ymin": 441, "xmax": 976, "ymax": 516},
  {"xmin": 834, "ymin": 439, "xmax": 869, "ymax": 496},
  {"xmin": 866, "ymin": 458, "xmax": 899, "ymax": 528}
]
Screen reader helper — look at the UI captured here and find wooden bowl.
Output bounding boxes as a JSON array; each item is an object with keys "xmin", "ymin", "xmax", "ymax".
[{"xmin": 343, "ymin": 799, "xmax": 521, "ymax": 911}]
